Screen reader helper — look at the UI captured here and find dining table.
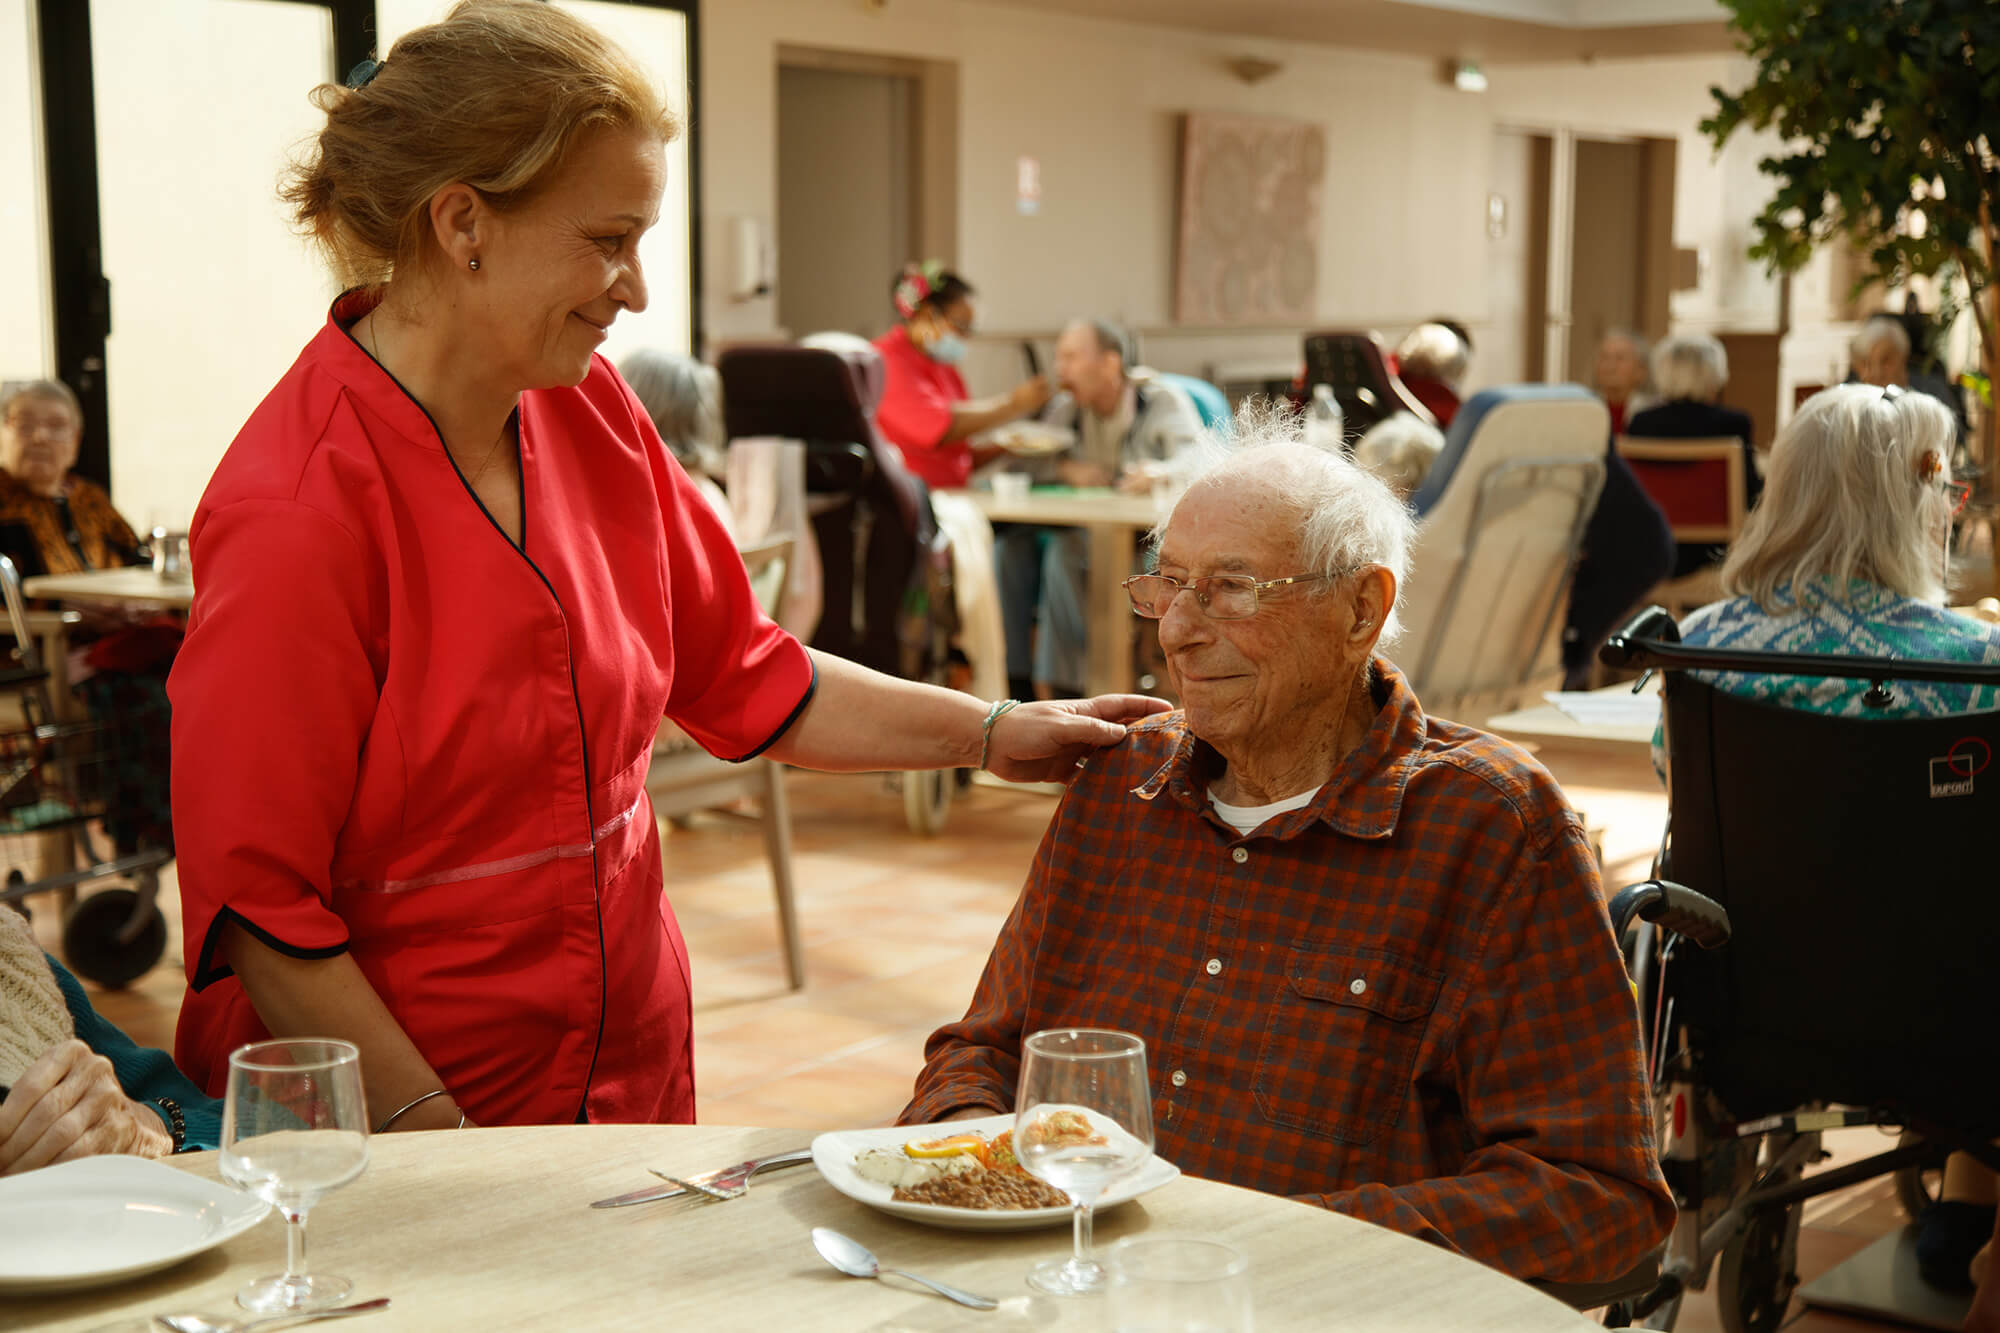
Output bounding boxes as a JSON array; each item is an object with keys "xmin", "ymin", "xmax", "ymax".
[
  {"xmin": 14, "ymin": 1124, "xmax": 1598, "ymax": 1331},
  {"xmin": 954, "ymin": 486, "xmax": 1164, "ymax": 699},
  {"xmin": 22, "ymin": 566, "xmax": 195, "ymax": 611}
]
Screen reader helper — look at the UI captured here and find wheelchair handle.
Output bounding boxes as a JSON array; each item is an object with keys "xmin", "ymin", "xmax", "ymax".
[
  {"xmin": 1609, "ymin": 879, "xmax": 1731, "ymax": 951},
  {"xmin": 1600, "ymin": 606, "xmax": 2000, "ymax": 686}
]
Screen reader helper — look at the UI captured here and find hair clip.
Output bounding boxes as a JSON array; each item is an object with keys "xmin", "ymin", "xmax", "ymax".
[{"xmin": 343, "ymin": 57, "xmax": 385, "ymax": 90}]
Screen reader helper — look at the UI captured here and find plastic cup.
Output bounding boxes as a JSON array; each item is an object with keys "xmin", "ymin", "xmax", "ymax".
[{"xmin": 1106, "ymin": 1236, "xmax": 1253, "ymax": 1332}]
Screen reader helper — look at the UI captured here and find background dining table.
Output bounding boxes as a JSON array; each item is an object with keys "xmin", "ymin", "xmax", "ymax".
[
  {"xmin": 22, "ymin": 566, "xmax": 194, "ymax": 610},
  {"xmin": 16, "ymin": 1124, "xmax": 1597, "ymax": 1331},
  {"xmin": 956, "ymin": 486, "xmax": 1163, "ymax": 699}
]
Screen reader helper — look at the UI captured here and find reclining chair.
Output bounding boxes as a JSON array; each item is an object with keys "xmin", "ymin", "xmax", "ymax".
[
  {"xmin": 1396, "ymin": 385, "xmax": 1607, "ymax": 722},
  {"xmin": 1583, "ymin": 609, "xmax": 2000, "ymax": 1329},
  {"xmin": 716, "ymin": 341, "xmax": 960, "ymax": 833}
]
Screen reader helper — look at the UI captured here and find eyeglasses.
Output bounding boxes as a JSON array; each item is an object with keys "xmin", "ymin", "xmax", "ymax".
[
  {"xmin": 1943, "ymin": 478, "xmax": 1972, "ymax": 516},
  {"xmin": 3, "ymin": 412, "xmax": 76, "ymax": 438},
  {"xmin": 1122, "ymin": 571, "xmax": 1337, "ymax": 620}
]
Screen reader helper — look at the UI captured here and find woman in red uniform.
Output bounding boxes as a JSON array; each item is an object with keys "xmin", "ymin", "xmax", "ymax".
[
  {"xmin": 871, "ymin": 263, "xmax": 1051, "ymax": 489},
  {"xmin": 168, "ymin": 0, "xmax": 1159, "ymax": 1134}
]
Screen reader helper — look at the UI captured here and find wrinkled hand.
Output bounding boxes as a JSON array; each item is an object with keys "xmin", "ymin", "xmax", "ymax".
[
  {"xmin": 1010, "ymin": 375, "xmax": 1053, "ymax": 417},
  {"xmin": 983, "ymin": 694, "xmax": 1171, "ymax": 783},
  {"xmin": 1968, "ymin": 1236, "xmax": 1999, "ymax": 1332},
  {"xmin": 0, "ymin": 1039, "xmax": 171, "ymax": 1174}
]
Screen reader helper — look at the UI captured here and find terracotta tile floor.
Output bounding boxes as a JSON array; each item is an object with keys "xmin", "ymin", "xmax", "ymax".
[{"xmin": 23, "ymin": 736, "xmax": 1948, "ymax": 1330}]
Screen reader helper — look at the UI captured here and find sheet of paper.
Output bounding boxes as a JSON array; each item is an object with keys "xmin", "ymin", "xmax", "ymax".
[{"xmin": 1542, "ymin": 691, "xmax": 1661, "ymax": 730}]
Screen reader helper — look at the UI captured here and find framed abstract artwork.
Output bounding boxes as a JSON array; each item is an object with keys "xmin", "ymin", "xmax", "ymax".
[{"xmin": 1174, "ymin": 112, "xmax": 1325, "ymax": 326}]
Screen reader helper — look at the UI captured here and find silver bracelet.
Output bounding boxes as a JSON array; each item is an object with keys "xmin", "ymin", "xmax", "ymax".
[
  {"xmin": 374, "ymin": 1087, "xmax": 449, "ymax": 1133},
  {"xmin": 979, "ymin": 698, "xmax": 1021, "ymax": 771}
]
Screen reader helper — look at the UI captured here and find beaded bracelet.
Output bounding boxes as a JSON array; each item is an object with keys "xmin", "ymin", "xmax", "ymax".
[
  {"xmin": 978, "ymin": 698, "xmax": 1021, "ymax": 771},
  {"xmin": 151, "ymin": 1095, "xmax": 186, "ymax": 1153}
]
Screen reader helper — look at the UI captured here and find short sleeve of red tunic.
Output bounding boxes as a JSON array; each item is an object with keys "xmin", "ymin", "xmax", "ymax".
[
  {"xmin": 169, "ymin": 318, "xmax": 813, "ymax": 984},
  {"xmin": 872, "ymin": 326, "xmax": 972, "ymax": 489}
]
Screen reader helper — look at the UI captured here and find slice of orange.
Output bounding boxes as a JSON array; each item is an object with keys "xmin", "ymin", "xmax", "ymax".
[{"xmin": 903, "ymin": 1133, "xmax": 988, "ymax": 1160}]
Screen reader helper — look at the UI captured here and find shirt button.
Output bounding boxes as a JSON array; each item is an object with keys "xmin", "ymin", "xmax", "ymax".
[
  {"xmin": 1205, "ymin": 958, "xmax": 1222, "ymax": 976},
  {"xmin": 1231, "ymin": 847, "xmax": 1248, "ymax": 864},
  {"xmin": 1349, "ymin": 977, "xmax": 1367, "ymax": 995},
  {"xmin": 1170, "ymin": 1069, "xmax": 1188, "ymax": 1087}
]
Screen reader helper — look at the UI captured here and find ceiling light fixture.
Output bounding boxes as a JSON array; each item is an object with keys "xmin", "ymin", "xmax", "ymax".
[{"xmin": 1227, "ymin": 56, "xmax": 1283, "ymax": 85}]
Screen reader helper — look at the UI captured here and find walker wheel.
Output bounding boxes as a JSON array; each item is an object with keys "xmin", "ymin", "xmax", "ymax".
[{"xmin": 62, "ymin": 888, "xmax": 168, "ymax": 989}]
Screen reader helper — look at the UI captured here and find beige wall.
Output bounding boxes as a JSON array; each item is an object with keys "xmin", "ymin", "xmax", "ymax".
[{"xmin": 700, "ymin": 0, "xmax": 1781, "ymax": 399}]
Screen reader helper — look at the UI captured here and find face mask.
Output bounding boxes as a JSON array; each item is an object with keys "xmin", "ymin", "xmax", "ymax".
[{"xmin": 926, "ymin": 333, "xmax": 967, "ymax": 365}]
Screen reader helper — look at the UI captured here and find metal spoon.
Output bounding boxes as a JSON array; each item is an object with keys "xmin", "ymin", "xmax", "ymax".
[
  {"xmin": 155, "ymin": 1296, "xmax": 392, "ymax": 1333},
  {"xmin": 811, "ymin": 1227, "xmax": 997, "ymax": 1310}
]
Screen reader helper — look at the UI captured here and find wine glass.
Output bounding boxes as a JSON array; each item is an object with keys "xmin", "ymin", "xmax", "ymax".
[
  {"xmin": 1013, "ymin": 1027, "xmax": 1155, "ymax": 1296},
  {"xmin": 219, "ymin": 1038, "xmax": 370, "ymax": 1313}
]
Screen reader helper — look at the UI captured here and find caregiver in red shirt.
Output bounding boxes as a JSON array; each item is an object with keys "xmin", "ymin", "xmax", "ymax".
[
  {"xmin": 168, "ymin": 0, "xmax": 1160, "ymax": 1135},
  {"xmin": 871, "ymin": 262, "xmax": 1051, "ymax": 488}
]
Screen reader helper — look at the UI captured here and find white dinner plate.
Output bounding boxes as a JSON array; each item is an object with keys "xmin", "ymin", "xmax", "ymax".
[
  {"xmin": 989, "ymin": 422, "xmax": 1075, "ymax": 456},
  {"xmin": 811, "ymin": 1114, "xmax": 1179, "ymax": 1232},
  {"xmin": 0, "ymin": 1155, "xmax": 271, "ymax": 1294}
]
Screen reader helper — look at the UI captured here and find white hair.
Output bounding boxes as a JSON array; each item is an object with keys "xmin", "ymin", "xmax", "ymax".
[
  {"xmin": 1395, "ymin": 323, "xmax": 1468, "ymax": 388},
  {"xmin": 1151, "ymin": 409, "xmax": 1417, "ymax": 643},
  {"xmin": 1850, "ymin": 315, "xmax": 1911, "ymax": 364},
  {"xmin": 1722, "ymin": 383, "xmax": 1958, "ymax": 610},
  {"xmin": 1351, "ymin": 413, "xmax": 1445, "ymax": 501},
  {"xmin": 1650, "ymin": 334, "xmax": 1729, "ymax": 402},
  {"xmin": 620, "ymin": 348, "xmax": 722, "ymax": 476}
]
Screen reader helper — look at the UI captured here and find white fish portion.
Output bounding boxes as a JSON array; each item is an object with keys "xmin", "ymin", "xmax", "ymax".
[{"xmin": 851, "ymin": 1146, "xmax": 980, "ymax": 1189}]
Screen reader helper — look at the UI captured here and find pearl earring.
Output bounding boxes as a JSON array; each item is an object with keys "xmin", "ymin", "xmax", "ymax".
[{"xmin": 468, "ymin": 258, "xmax": 481, "ymax": 272}]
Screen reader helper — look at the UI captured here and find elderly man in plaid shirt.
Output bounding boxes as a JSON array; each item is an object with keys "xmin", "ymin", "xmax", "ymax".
[{"xmin": 902, "ymin": 435, "xmax": 1673, "ymax": 1284}]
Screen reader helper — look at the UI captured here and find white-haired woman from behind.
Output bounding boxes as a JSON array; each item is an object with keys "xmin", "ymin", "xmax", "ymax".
[
  {"xmin": 1626, "ymin": 333, "xmax": 1762, "ymax": 576},
  {"xmin": 619, "ymin": 348, "xmax": 734, "ymax": 539},
  {"xmin": 1666, "ymin": 382, "xmax": 2000, "ymax": 1294},
  {"xmin": 1352, "ymin": 413, "xmax": 1445, "ymax": 502},
  {"xmin": 1676, "ymin": 384, "xmax": 1999, "ymax": 716}
]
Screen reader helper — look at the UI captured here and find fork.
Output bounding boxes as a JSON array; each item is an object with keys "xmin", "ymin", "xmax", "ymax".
[
  {"xmin": 648, "ymin": 1169, "xmax": 740, "ymax": 1202},
  {"xmin": 590, "ymin": 1147, "xmax": 814, "ymax": 1208}
]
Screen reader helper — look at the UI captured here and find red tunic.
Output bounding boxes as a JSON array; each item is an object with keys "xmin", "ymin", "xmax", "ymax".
[
  {"xmin": 871, "ymin": 325, "xmax": 972, "ymax": 488},
  {"xmin": 168, "ymin": 296, "xmax": 814, "ymax": 1125}
]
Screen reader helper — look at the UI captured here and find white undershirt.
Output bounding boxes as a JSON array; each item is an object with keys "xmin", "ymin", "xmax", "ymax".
[{"xmin": 1207, "ymin": 785, "xmax": 1323, "ymax": 836}]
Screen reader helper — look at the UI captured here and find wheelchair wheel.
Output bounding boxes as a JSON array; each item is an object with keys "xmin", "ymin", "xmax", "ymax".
[
  {"xmin": 904, "ymin": 765, "xmax": 953, "ymax": 835},
  {"xmin": 1715, "ymin": 1200, "xmax": 1803, "ymax": 1333},
  {"xmin": 62, "ymin": 886, "xmax": 168, "ymax": 989}
]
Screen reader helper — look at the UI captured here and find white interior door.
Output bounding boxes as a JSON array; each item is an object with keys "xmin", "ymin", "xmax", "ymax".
[{"xmin": 91, "ymin": 0, "xmax": 335, "ymax": 528}]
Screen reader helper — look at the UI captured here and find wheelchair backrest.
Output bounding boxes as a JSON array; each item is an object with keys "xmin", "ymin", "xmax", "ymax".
[{"xmin": 1662, "ymin": 672, "xmax": 2000, "ymax": 1127}]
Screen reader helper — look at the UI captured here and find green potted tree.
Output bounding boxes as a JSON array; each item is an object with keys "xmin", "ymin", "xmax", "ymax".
[{"xmin": 1704, "ymin": 0, "xmax": 1999, "ymax": 459}]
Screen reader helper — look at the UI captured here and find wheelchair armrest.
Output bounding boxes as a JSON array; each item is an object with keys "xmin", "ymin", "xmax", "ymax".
[
  {"xmin": 1529, "ymin": 1245, "xmax": 1663, "ymax": 1311},
  {"xmin": 1609, "ymin": 879, "xmax": 1731, "ymax": 950}
]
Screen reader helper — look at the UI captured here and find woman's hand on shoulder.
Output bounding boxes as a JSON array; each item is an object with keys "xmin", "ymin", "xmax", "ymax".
[
  {"xmin": 0, "ymin": 1039, "xmax": 172, "ymax": 1174},
  {"xmin": 983, "ymin": 694, "xmax": 1171, "ymax": 784}
]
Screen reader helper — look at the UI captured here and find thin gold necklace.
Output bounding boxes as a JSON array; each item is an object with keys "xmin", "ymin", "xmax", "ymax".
[{"xmin": 365, "ymin": 314, "xmax": 512, "ymax": 487}]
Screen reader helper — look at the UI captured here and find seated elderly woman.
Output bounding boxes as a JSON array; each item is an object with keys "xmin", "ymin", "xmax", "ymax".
[
  {"xmin": 1351, "ymin": 412, "xmax": 1444, "ymax": 501},
  {"xmin": 903, "ymin": 424, "xmax": 1672, "ymax": 1284},
  {"xmin": 1593, "ymin": 329, "xmax": 1655, "ymax": 435},
  {"xmin": 1676, "ymin": 384, "xmax": 1998, "ymax": 712},
  {"xmin": 618, "ymin": 348, "xmax": 733, "ymax": 538},
  {"xmin": 1393, "ymin": 323, "xmax": 1469, "ymax": 428},
  {"xmin": 1625, "ymin": 334, "xmax": 1762, "ymax": 578},
  {"xmin": 1669, "ymin": 382, "xmax": 2000, "ymax": 1289},
  {"xmin": 0, "ymin": 381, "xmax": 146, "ymax": 576},
  {"xmin": 2, "ymin": 905, "xmax": 219, "ymax": 1170},
  {"xmin": 0, "ymin": 381, "xmax": 175, "ymax": 851}
]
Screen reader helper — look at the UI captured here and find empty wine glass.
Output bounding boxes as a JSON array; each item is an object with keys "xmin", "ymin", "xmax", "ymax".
[
  {"xmin": 1014, "ymin": 1028, "xmax": 1155, "ymax": 1296},
  {"xmin": 219, "ymin": 1038, "xmax": 370, "ymax": 1313}
]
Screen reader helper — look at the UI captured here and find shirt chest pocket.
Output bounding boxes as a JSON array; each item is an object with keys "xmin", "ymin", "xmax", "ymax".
[{"xmin": 1253, "ymin": 946, "xmax": 1444, "ymax": 1147}]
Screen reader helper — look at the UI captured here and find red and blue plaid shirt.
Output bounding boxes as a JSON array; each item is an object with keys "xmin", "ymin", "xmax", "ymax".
[{"xmin": 901, "ymin": 660, "xmax": 1672, "ymax": 1283}]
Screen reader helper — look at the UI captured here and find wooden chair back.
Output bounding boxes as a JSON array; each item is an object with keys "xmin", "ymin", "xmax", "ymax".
[{"xmin": 1616, "ymin": 437, "xmax": 1748, "ymax": 546}]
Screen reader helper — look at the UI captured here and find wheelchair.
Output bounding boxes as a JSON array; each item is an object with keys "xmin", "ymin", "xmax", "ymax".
[
  {"xmin": 715, "ymin": 340, "xmax": 964, "ymax": 834},
  {"xmin": 1579, "ymin": 607, "xmax": 2000, "ymax": 1329}
]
